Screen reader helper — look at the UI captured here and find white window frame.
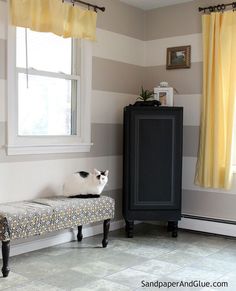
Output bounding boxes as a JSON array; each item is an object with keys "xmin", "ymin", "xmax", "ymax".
[{"xmin": 7, "ymin": 25, "xmax": 93, "ymax": 155}]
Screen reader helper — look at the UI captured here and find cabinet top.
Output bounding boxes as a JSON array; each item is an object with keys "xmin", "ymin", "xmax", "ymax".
[{"xmin": 124, "ymin": 105, "xmax": 183, "ymax": 112}]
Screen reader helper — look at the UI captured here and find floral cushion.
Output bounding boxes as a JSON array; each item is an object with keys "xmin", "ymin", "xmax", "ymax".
[{"xmin": 0, "ymin": 196, "xmax": 115, "ymax": 241}]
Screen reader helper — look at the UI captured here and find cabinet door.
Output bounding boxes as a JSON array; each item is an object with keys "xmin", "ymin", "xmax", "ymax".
[{"xmin": 128, "ymin": 108, "xmax": 182, "ymax": 210}]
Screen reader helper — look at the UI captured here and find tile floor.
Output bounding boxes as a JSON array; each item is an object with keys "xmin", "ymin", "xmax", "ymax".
[{"xmin": 0, "ymin": 223, "xmax": 236, "ymax": 290}]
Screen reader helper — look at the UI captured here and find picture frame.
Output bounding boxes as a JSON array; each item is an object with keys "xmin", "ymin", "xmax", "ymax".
[
  {"xmin": 154, "ymin": 87, "xmax": 173, "ymax": 106},
  {"xmin": 166, "ymin": 45, "xmax": 191, "ymax": 70}
]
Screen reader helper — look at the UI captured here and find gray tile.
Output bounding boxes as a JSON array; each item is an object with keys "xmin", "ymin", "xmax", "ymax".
[
  {"xmin": 207, "ymin": 248, "xmax": 236, "ymax": 264},
  {"xmin": 36, "ymin": 246, "xmax": 73, "ymax": 257},
  {"xmin": 11, "ymin": 258, "xmax": 67, "ymax": 280},
  {"xmin": 196, "ymin": 236, "xmax": 234, "ymax": 249},
  {"xmin": 42, "ymin": 270, "xmax": 97, "ymax": 289},
  {"xmin": 107, "ymin": 239, "xmax": 138, "ymax": 252},
  {"xmin": 131, "ymin": 259, "xmax": 181, "ymax": 276},
  {"xmin": 101, "ymin": 252, "xmax": 148, "ymax": 268},
  {"xmin": 122, "ymin": 243, "xmax": 172, "ymax": 259},
  {"xmin": 1, "ymin": 223, "xmax": 236, "ymax": 291},
  {"xmin": 157, "ymin": 249, "xmax": 203, "ymax": 267},
  {"xmin": 38, "ymin": 246, "xmax": 112, "ymax": 268},
  {"xmin": 149, "ymin": 238, "xmax": 191, "ymax": 252},
  {"xmin": 72, "ymin": 261, "xmax": 125, "ymax": 278},
  {"xmin": 168, "ymin": 266, "xmax": 223, "ymax": 282},
  {"xmin": 0, "ymin": 272, "xmax": 29, "ymax": 289},
  {"xmin": 190, "ymin": 256, "xmax": 236, "ymax": 274},
  {"xmin": 180, "ymin": 242, "xmax": 223, "ymax": 257},
  {"xmin": 72, "ymin": 278, "xmax": 132, "ymax": 291},
  {"xmin": 217, "ymin": 272, "xmax": 236, "ymax": 291},
  {"xmin": 106, "ymin": 268, "xmax": 158, "ymax": 288},
  {"xmin": 6, "ymin": 281, "xmax": 64, "ymax": 291}
]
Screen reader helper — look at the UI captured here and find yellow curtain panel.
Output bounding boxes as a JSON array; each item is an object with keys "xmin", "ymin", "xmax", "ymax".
[
  {"xmin": 195, "ymin": 11, "xmax": 236, "ymax": 189},
  {"xmin": 10, "ymin": 0, "xmax": 97, "ymax": 40}
]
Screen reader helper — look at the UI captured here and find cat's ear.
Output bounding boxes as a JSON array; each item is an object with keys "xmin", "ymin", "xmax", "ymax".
[
  {"xmin": 93, "ymin": 168, "xmax": 100, "ymax": 175},
  {"xmin": 104, "ymin": 170, "xmax": 109, "ymax": 176}
]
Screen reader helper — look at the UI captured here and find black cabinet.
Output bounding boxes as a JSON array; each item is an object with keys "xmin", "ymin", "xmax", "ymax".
[{"xmin": 123, "ymin": 105, "xmax": 183, "ymax": 238}]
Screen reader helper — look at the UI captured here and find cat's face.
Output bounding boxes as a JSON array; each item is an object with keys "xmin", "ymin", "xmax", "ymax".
[{"xmin": 94, "ymin": 169, "xmax": 109, "ymax": 186}]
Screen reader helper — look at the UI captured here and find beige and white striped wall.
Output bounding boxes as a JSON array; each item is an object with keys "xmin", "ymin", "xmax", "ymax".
[
  {"xmin": 0, "ymin": 0, "xmax": 236, "ymax": 226},
  {"xmin": 0, "ymin": 0, "xmax": 144, "ymax": 227},
  {"xmin": 143, "ymin": 0, "xmax": 236, "ymax": 222}
]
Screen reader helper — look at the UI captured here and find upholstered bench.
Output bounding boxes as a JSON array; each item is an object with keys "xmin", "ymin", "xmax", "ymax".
[{"xmin": 0, "ymin": 196, "xmax": 115, "ymax": 278}]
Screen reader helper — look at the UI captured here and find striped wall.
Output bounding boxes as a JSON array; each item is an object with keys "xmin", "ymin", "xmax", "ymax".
[
  {"xmin": 144, "ymin": 0, "xmax": 236, "ymax": 221},
  {"xmin": 0, "ymin": 0, "xmax": 236, "ymax": 226},
  {"xmin": 0, "ymin": 0, "xmax": 142, "ymax": 227}
]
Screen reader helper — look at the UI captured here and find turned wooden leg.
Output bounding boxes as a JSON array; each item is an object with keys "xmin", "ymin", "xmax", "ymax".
[
  {"xmin": 102, "ymin": 219, "xmax": 110, "ymax": 248},
  {"xmin": 172, "ymin": 221, "xmax": 178, "ymax": 238},
  {"xmin": 2, "ymin": 241, "xmax": 10, "ymax": 278},
  {"xmin": 77, "ymin": 225, "xmax": 83, "ymax": 242},
  {"xmin": 125, "ymin": 220, "xmax": 134, "ymax": 238}
]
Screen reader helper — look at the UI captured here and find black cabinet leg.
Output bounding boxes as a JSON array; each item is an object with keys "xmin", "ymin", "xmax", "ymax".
[
  {"xmin": 102, "ymin": 219, "xmax": 110, "ymax": 248},
  {"xmin": 125, "ymin": 220, "xmax": 134, "ymax": 238},
  {"xmin": 77, "ymin": 225, "xmax": 83, "ymax": 242},
  {"xmin": 2, "ymin": 241, "xmax": 10, "ymax": 278},
  {"xmin": 172, "ymin": 221, "xmax": 178, "ymax": 238},
  {"xmin": 167, "ymin": 221, "xmax": 174, "ymax": 232}
]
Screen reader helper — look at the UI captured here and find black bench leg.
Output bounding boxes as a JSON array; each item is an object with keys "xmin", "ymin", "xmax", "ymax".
[
  {"xmin": 102, "ymin": 219, "xmax": 110, "ymax": 248},
  {"xmin": 77, "ymin": 225, "xmax": 83, "ymax": 242},
  {"xmin": 2, "ymin": 241, "xmax": 10, "ymax": 278}
]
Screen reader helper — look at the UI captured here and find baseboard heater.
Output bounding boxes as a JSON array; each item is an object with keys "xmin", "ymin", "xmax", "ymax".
[{"xmin": 179, "ymin": 214, "xmax": 236, "ymax": 238}]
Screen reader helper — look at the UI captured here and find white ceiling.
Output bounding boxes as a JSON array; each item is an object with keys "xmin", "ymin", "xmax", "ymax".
[{"xmin": 120, "ymin": 0, "xmax": 194, "ymax": 10}]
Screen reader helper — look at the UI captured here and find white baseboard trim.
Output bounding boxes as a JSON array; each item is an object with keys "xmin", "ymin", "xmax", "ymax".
[
  {"xmin": 179, "ymin": 217, "xmax": 236, "ymax": 237},
  {"xmin": 0, "ymin": 220, "xmax": 125, "ymax": 259}
]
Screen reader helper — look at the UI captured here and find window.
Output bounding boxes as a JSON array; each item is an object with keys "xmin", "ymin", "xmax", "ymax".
[{"xmin": 7, "ymin": 27, "xmax": 92, "ymax": 155}]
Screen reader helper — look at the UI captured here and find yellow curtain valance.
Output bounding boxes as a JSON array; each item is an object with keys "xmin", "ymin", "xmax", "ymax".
[{"xmin": 10, "ymin": 0, "xmax": 97, "ymax": 40}]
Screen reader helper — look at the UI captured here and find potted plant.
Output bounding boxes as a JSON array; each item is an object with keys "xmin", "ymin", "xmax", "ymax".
[{"xmin": 135, "ymin": 86, "xmax": 161, "ymax": 106}]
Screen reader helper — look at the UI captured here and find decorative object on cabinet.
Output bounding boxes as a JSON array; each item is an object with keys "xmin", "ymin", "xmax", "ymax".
[
  {"xmin": 166, "ymin": 45, "xmax": 191, "ymax": 69},
  {"xmin": 135, "ymin": 86, "xmax": 161, "ymax": 107},
  {"xmin": 137, "ymin": 86, "xmax": 154, "ymax": 101},
  {"xmin": 123, "ymin": 105, "xmax": 183, "ymax": 238},
  {"xmin": 154, "ymin": 86, "xmax": 174, "ymax": 106}
]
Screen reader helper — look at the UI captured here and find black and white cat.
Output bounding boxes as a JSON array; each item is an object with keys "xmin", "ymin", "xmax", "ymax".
[{"xmin": 63, "ymin": 169, "xmax": 109, "ymax": 198}]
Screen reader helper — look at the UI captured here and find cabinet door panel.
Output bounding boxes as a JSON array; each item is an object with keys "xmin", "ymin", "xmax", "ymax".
[{"xmin": 129, "ymin": 111, "xmax": 181, "ymax": 210}]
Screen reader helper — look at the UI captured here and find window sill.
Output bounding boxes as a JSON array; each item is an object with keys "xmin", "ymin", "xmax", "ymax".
[{"xmin": 6, "ymin": 143, "xmax": 93, "ymax": 155}]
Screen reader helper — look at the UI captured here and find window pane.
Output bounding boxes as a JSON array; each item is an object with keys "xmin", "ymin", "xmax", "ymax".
[
  {"xmin": 18, "ymin": 74, "xmax": 77, "ymax": 136},
  {"xmin": 16, "ymin": 28, "xmax": 72, "ymax": 74}
]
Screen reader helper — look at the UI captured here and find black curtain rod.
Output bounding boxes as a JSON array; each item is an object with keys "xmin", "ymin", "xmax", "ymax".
[
  {"xmin": 63, "ymin": 0, "xmax": 105, "ymax": 12},
  {"xmin": 199, "ymin": 2, "xmax": 236, "ymax": 13}
]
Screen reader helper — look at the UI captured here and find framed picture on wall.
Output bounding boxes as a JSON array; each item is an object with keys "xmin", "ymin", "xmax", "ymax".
[
  {"xmin": 154, "ymin": 87, "xmax": 173, "ymax": 106},
  {"xmin": 166, "ymin": 45, "xmax": 191, "ymax": 69}
]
